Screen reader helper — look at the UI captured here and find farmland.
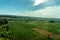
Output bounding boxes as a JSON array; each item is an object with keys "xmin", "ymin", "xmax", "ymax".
[{"xmin": 0, "ymin": 17, "xmax": 60, "ymax": 40}]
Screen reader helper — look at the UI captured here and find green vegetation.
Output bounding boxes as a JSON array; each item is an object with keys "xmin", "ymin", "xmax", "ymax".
[
  {"xmin": 8, "ymin": 21, "xmax": 49, "ymax": 40},
  {"xmin": 0, "ymin": 18, "xmax": 60, "ymax": 40}
]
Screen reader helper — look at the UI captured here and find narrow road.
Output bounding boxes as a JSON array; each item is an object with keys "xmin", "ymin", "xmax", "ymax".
[{"xmin": 31, "ymin": 28, "xmax": 60, "ymax": 40}]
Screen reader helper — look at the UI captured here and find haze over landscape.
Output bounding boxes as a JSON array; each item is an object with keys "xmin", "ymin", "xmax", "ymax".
[
  {"xmin": 0, "ymin": 0, "xmax": 60, "ymax": 18},
  {"xmin": 0, "ymin": 0, "xmax": 60, "ymax": 40}
]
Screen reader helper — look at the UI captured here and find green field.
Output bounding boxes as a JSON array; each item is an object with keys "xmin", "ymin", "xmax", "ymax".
[{"xmin": 0, "ymin": 19, "xmax": 60, "ymax": 40}]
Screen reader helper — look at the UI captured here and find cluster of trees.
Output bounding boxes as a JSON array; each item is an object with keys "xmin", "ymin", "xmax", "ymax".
[
  {"xmin": 0, "ymin": 18, "xmax": 9, "ymax": 38},
  {"xmin": 0, "ymin": 18, "xmax": 8, "ymax": 26}
]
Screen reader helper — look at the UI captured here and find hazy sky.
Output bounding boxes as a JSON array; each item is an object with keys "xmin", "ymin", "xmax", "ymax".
[{"xmin": 0, "ymin": 0, "xmax": 60, "ymax": 18}]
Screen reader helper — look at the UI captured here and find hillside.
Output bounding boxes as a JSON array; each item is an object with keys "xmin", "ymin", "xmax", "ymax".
[{"xmin": 0, "ymin": 15, "xmax": 60, "ymax": 21}]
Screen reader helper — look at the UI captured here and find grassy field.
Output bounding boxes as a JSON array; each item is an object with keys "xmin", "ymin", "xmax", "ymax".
[
  {"xmin": 8, "ymin": 20, "xmax": 60, "ymax": 34},
  {"xmin": 0, "ymin": 20, "xmax": 60, "ymax": 40}
]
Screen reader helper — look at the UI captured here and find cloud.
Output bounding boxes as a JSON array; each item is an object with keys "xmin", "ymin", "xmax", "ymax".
[
  {"xmin": 0, "ymin": 0, "xmax": 60, "ymax": 11},
  {"xmin": 31, "ymin": 0, "xmax": 60, "ymax": 11},
  {"xmin": 33, "ymin": 0, "xmax": 47, "ymax": 6},
  {"xmin": 30, "ymin": 6, "xmax": 60, "ymax": 18},
  {"xmin": 0, "ymin": 6, "xmax": 60, "ymax": 18},
  {"xmin": 0, "ymin": 0, "xmax": 60, "ymax": 18},
  {"xmin": 9, "ymin": 6, "xmax": 60, "ymax": 18}
]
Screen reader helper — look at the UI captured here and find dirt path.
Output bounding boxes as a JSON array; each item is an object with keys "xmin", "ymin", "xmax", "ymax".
[{"xmin": 31, "ymin": 28, "xmax": 60, "ymax": 40}]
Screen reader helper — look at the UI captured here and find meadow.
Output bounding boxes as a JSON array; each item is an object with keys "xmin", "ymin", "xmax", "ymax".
[{"xmin": 0, "ymin": 19, "xmax": 60, "ymax": 40}]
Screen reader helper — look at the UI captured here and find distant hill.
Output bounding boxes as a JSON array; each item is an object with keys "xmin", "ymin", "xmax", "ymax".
[{"xmin": 0, "ymin": 15, "xmax": 60, "ymax": 21}]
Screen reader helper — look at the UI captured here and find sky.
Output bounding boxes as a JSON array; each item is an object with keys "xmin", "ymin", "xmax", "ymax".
[{"xmin": 0, "ymin": 0, "xmax": 60, "ymax": 18}]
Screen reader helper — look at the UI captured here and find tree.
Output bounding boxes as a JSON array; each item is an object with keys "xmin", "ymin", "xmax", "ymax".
[
  {"xmin": 48, "ymin": 20, "xmax": 55, "ymax": 23},
  {"xmin": 0, "ymin": 18, "xmax": 9, "ymax": 38},
  {"xmin": 0, "ymin": 18, "xmax": 8, "ymax": 26}
]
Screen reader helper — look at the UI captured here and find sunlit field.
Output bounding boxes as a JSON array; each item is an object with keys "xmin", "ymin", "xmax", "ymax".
[{"xmin": 0, "ymin": 18, "xmax": 60, "ymax": 40}]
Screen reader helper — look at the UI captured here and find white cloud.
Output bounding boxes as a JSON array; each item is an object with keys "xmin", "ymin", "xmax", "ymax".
[
  {"xmin": 30, "ymin": 6, "xmax": 60, "ymax": 18},
  {"xmin": 33, "ymin": 0, "xmax": 48, "ymax": 6},
  {"xmin": 0, "ymin": 6, "xmax": 60, "ymax": 18}
]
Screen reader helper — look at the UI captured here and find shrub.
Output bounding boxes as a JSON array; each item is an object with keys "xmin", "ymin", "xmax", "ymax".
[{"xmin": 0, "ymin": 18, "xmax": 8, "ymax": 26}]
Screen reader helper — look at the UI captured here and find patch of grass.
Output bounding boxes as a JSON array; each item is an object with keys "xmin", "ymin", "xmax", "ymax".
[
  {"xmin": 0, "ymin": 20, "xmax": 58, "ymax": 40},
  {"xmin": 7, "ymin": 20, "xmax": 54, "ymax": 40}
]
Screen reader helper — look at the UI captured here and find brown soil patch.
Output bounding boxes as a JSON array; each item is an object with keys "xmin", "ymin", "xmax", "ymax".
[{"xmin": 31, "ymin": 28, "xmax": 60, "ymax": 40}]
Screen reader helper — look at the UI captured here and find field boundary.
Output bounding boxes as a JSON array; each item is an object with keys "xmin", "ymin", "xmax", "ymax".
[{"xmin": 31, "ymin": 28, "xmax": 60, "ymax": 40}]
